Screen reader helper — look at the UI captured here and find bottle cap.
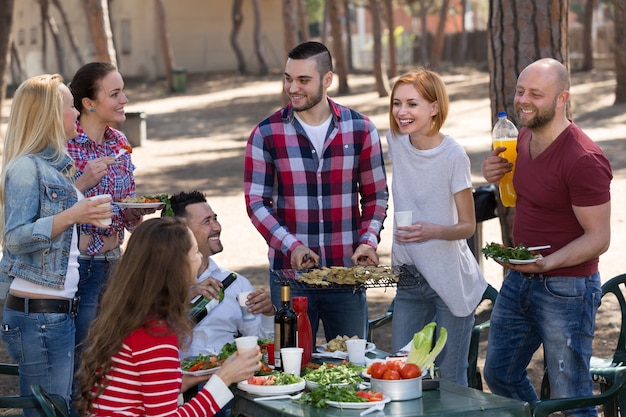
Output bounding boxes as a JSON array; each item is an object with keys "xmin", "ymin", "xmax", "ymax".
[{"xmin": 497, "ymin": 111, "xmax": 507, "ymax": 118}]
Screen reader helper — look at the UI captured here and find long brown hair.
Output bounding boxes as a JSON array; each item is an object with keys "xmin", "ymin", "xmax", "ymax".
[{"xmin": 75, "ymin": 217, "xmax": 195, "ymax": 414}]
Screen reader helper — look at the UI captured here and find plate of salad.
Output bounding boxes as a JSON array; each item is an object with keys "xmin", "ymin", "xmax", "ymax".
[
  {"xmin": 180, "ymin": 354, "xmax": 224, "ymax": 376},
  {"xmin": 237, "ymin": 373, "xmax": 305, "ymax": 396},
  {"xmin": 302, "ymin": 363, "xmax": 363, "ymax": 389},
  {"xmin": 481, "ymin": 242, "xmax": 543, "ymax": 264},
  {"xmin": 294, "ymin": 385, "xmax": 388, "ymax": 409},
  {"xmin": 326, "ymin": 394, "xmax": 390, "ymax": 409}
]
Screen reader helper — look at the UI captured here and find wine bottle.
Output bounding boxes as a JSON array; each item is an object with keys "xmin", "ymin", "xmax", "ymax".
[
  {"xmin": 189, "ymin": 272, "xmax": 237, "ymax": 324},
  {"xmin": 274, "ymin": 282, "xmax": 297, "ymax": 371}
]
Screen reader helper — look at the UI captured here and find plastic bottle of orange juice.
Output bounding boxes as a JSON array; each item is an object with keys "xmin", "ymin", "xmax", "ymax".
[{"xmin": 492, "ymin": 111, "xmax": 519, "ymax": 207}]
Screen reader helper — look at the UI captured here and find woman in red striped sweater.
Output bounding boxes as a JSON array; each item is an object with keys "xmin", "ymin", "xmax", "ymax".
[{"xmin": 75, "ymin": 217, "xmax": 262, "ymax": 416}]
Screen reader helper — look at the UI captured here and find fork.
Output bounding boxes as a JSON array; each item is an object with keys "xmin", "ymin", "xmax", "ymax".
[
  {"xmin": 253, "ymin": 392, "xmax": 303, "ymax": 402},
  {"xmin": 360, "ymin": 402, "xmax": 386, "ymax": 416}
]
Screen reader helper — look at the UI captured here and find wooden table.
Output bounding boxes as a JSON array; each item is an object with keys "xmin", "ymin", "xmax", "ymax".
[{"xmin": 231, "ymin": 379, "xmax": 531, "ymax": 417}]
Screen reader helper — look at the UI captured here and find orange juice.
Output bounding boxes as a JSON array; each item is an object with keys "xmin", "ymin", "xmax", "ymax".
[{"xmin": 493, "ymin": 138, "xmax": 517, "ymax": 207}]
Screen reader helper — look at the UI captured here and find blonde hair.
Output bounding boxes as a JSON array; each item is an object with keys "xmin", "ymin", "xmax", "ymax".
[
  {"xmin": 389, "ymin": 68, "xmax": 449, "ymax": 137},
  {"xmin": 0, "ymin": 74, "xmax": 74, "ymax": 236}
]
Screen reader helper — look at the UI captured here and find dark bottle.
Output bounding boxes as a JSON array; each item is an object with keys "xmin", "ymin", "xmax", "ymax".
[
  {"xmin": 189, "ymin": 272, "xmax": 237, "ymax": 324},
  {"xmin": 292, "ymin": 296, "xmax": 313, "ymax": 366},
  {"xmin": 274, "ymin": 282, "xmax": 298, "ymax": 370}
]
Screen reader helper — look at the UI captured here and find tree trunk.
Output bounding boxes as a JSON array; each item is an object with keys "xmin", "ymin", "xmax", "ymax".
[
  {"xmin": 252, "ymin": 0, "xmax": 269, "ymax": 75},
  {"xmin": 615, "ymin": 0, "xmax": 626, "ymax": 103},
  {"xmin": 154, "ymin": 0, "xmax": 175, "ymax": 90},
  {"xmin": 296, "ymin": 0, "xmax": 310, "ymax": 41},
  {"xmin": 369, "ymin": 0, "xmax": 389, "ymax": 97},
  {"xmin": 457, "ymin": 0, "xmax": 468, "ymax": 64},
  {"xmin": 430, "ymin": 0, "xmax": 451, "ymax": 69},
  {"xmin": 328, "ymin": 0, "xmax": 349, "ymax": 94},
  {"xmin": 283, "ymin": 0, "xmax": 299, "ymax": 57},
  {"xmin": 45, "ymin": 13, "xmax": 65, "ymax": 76},
  {"xmin": 488, "ymin": 0, "xmax": 569, "ymax": 248},
  {"xmin": 321, "ymin": 0, "xmax": 329, "ymax": 45},
  {"xmin": 230, "ymin": 0, "xmax": 247, "ymax": 74},
  {"xmin": 581, "ymin": 0, "xmax": 596, "ymax": 71},
  {"xmin": 81, "ymin": 0, "xmax": 117, "ymax": 65},
  {"xmin": 0, "ymin": 0, "xmax": 14, "ymax": 132},
  {"xmin": 10, "ymin": 41, "xmax": 25, "ymax": 83},
  {"xmin": 39, "ymin": 0, "xmax": 49, "ymax": 71},
  {"xmin": 342, "ymin": 0, "xmax": 354, "ymax": 72},
  {"xmin": 51, "ymin": 0, "xmax": 84, "ymax": 67},
  {"xmin": 383, "ymin": 0, "xmax": 397, "ymax": 77}
]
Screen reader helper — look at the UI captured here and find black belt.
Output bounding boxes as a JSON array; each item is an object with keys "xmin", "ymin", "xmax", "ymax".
[
  {"xmin": 521, "ymin": 272, "xmax": 545, "ymax": 279},
  {"xmin": 5, "ymin": 294, "xmax": 78, "ymax": 316}
]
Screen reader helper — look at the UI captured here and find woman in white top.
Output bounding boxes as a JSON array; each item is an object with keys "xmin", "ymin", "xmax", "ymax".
[{"xmin": 386, "ymin": 68, "xmax": 487, "ymax": 385}]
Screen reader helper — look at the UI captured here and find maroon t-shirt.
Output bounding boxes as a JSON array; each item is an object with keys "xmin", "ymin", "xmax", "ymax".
[{"xmin": 513, "ymin": 122, "xmax": 612, "ymax": 277}]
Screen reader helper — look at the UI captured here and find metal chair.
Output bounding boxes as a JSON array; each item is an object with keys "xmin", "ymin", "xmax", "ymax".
[
  {"xmin": 0, "ymin": 363, "xmax": 69, "ymax": 417},
  {"xmin": 532, "ymin": 367, "xmax": 626, "ymax": 417},
  {"xmin": 367, "ymin": 299, "xmax": 394, "ymax": 342}
]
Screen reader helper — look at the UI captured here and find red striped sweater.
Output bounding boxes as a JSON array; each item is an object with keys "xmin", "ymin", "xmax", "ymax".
[{"xmin": 90, "ymin": 321, "xmax": 233, "ymax": 416}]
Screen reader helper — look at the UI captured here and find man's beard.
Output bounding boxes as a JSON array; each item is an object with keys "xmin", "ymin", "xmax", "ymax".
[
  {"xmin": 292, "ymin": 85, "xmax": 324, "ymax": 112},
  {"xmin": 517, "ymin": 97, "xmax": 557, "ymax": 129}
]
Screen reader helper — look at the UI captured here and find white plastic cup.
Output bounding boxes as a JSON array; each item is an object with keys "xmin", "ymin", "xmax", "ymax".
[
  {"xmin": 90, "ymin": 194, "xmax": 112, "ymax": 226},
  {"xmin": 237, "ymin": 291, "xmax": 256, "ymax": 321},
  {"xmin": 234, "ymin": 335, "xmax": 258, "ymax": 354},
  {"xmin": 280, "ymin": 347, "xmax": 303, "ymax": 376},
  {"xmin": 395, "ymin": 211, "xmax": 413, "ymax": 232},
  {"xmin": 345, "ymin": 338, "xmax": 367, "ymax": 364}
]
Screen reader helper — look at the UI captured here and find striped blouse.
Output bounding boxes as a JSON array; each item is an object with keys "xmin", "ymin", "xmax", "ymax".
[{"xmin": 90, "ymin": 320, "xmax": 232, "ymax": 416}]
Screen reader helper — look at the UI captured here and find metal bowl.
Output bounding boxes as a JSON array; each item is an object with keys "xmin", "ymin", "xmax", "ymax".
[{"xmin": 370, "ymin": 375, "xmax": 422, "ymax": 401}]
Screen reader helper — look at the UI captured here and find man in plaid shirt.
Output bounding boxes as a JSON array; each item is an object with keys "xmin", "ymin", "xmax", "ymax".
[{"xmin": 244, "ymin": 41, "xmax": 388, "ymax": 341}]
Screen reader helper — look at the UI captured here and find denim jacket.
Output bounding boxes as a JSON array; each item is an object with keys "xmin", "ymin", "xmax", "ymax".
[{"xmin": 0, "ymin": 147, "xmax": 78, "ymax": 295}]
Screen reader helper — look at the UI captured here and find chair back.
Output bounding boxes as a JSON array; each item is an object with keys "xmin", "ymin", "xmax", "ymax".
[
  {"xmin": 467, "ymin": 283, "xmax": 498, "ymax": 390},
  {"xmin": 600, "ymin": 273, "xmax": 626, "ymax": 366}
]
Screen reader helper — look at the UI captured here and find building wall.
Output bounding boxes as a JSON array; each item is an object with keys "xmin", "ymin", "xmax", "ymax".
[{"xmin": 8, "ymin": 0, "xmax": 284, "ymax": 85}]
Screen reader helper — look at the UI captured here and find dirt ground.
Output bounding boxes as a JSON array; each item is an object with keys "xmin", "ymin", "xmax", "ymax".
[{"xmin": 0, "ymin": 67, "xmax": 625, "ymax": 413}]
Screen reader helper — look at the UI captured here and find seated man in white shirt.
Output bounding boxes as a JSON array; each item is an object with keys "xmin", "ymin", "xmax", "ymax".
[{"xmin": 170, "ymin": 191, "xmax": 275, "ymax": 356}]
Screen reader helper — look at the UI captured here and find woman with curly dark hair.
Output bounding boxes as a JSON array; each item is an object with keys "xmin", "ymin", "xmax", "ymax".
[{"xmin": 75, "ymin": 217, "xmax": 261, "ymax": 416}]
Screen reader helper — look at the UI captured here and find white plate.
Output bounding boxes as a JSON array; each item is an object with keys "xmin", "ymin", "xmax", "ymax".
[
  {"xmin": 236, "ymin": 379, "xmax": 305, "ymax": 396},
  {"xmin": 114, "ymin": 202, "xmax": 165, "ymax": 209},
  {"xmin": 326, "ymin": 395, "xmax": 390, "ymax": 409},
  {"xmin": 315, "ymin": 342, "xmax": 376, "ymax": 359},
  {"xmin": 182, "ymin": 366, "xmax": 221, "ymax": 376},
  {"xmin": 496, "ymin": 257, "xmax": 542, "ymax": 265}
]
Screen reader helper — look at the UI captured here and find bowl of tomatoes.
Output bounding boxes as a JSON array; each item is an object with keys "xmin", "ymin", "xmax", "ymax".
[{"xmin": 365, "ymin": 359, "xmax": 422, "ymax": 401}]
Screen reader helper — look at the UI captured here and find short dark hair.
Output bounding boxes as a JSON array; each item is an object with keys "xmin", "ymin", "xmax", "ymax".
[
  {"xmin": 169, "ymin": 190, "xmax": 207, "ymax": 217},
  {"xmin": 288, "ymin": 41, "xmax": 333, "ymax": 75},
  {"xmin": 69, "ymin": 62, "xmax": 117, "ymax": 113}
]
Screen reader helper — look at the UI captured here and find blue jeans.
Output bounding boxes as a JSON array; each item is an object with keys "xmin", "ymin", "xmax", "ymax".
[
  {"xmin": 390, "ymin": 268, "xmax": 474, "ymax": 386},
  {"xmin": 484, "ymin": 270, "xmax": 601, "ymax": 417},
  {"xmin": 269, "ymin": 270, "xmax": 368, "ymax": 342},
  {"xmin": 1, "ymin": 307, "xmax": 75, "ymax": 417},
  {"xmin": 71, "ymin": 256, "xmax": 117, "ymax": 417}
]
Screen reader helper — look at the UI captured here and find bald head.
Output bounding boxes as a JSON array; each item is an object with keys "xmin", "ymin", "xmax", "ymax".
[{"xmin": 519, "ymin": 58, "xmax": 570, "ymax": 92}]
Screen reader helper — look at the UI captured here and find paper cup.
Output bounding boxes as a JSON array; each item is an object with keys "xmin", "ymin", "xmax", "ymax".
[
  {"xmin": 234, "ymin": 335, "xmax": 258, "ymax": 353},
  {"xmin": 280, "ymin": 347, "xmax": 303, "ymax": 376},
  {"xmin": 345, "ymin": 338, "xmax": 367, "ymax": 364},
  {"xmin": 237, "ymin": 291, "xmax": 255, "ymax": 321},
  {"xmin": 395, "ymin": 211, "xmax": 412, "ymax": 232},
  {"xmin": 90, "ymin": 194, "xmax": 112, "ymax": 226}
]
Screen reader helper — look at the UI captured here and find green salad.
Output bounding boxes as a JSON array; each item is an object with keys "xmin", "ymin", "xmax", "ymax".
[
  {"xmin": 302, "ymin": 363, "xmax": 363, "ymax": 386},
  {"xmin": 295, "ymin": 385, "xmax": 366, "ymax": 408},
  {"xmin": 482, "ymin": 242, "xmax": 536, "ymax": 263}
]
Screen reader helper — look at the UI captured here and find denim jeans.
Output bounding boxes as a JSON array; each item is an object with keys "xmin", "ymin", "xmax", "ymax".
[
  {"xmin": 269, "ymin": 270, "xmax": 367, "ymax": 341},
  {"xmin": 390, "ymin": 267, "xmax": 474, "ymax": 386},
  {"xmin": 1, "ymin": 307, "xmax": 75, "ymax": 417},
  {"xmin": 484, "ymin": 270, "xmax": 601, "ymax": 417},
  {"xmin": 71, "ymin": 256, "xmax": 117, "ymax": 417}
]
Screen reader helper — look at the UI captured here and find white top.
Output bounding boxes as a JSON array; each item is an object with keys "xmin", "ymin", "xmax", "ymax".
[
  {"xmin": 295, "ymin": 112, "xmax": 333, "ymax": 156},
  {"xmin": 185, "ymin": 258, "xmax": 274, "ymax": 356},
  {"xmin": 10, "ymin": 187, "xmax": 82, "ymax": 299},
  {"xmin": 387, "ymin": 132, "xmax": 487, "ymax": 317}
]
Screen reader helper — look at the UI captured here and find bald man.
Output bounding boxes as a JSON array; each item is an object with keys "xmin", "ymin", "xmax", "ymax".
[{"xmin": 481, "ymin": 58, "xmax": 612, "ymax": 416}]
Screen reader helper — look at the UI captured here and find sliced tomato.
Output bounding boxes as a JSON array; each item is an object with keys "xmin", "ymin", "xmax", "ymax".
[
  {"xmin": 246, "ymin": 376, "xmax": 267, "ymax": 385},
  {"xmin": 368, "ymin": 392, "xmax": 384, "ymax": 402},
  {"xmin": 187, "ymin": 362, "xmax": 204, "ymax": 372}
]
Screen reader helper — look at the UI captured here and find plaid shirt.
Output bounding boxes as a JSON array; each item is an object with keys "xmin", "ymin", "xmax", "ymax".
[
  {"xmin": 244, "ymin": 98, "xmax": 388, "ymax": 270},
  {"xmin": 67, "ymin": 124, "xmax": 137, "ymax": 254}
]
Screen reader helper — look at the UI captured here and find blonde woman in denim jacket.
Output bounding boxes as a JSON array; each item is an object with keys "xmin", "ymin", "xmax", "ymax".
[{"xmin": 0, "ymin": 74, "xmax": 112, "ymax": 416}]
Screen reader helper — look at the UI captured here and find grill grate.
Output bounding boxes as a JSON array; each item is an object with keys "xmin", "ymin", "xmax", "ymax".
[{"xmin": 273, "ymin": 266, "xmax": 421, "ymax": 290}]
